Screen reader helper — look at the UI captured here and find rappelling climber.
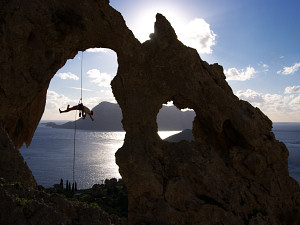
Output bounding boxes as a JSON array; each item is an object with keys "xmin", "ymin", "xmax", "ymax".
[{"xmin": 59, "ymin": 103, "xmax": 94, "ymax": 121}]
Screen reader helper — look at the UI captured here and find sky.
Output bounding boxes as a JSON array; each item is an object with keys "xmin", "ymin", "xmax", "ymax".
[{"xmin": 43, "ymin": 0, "xmax": 300, "ymax": 122}]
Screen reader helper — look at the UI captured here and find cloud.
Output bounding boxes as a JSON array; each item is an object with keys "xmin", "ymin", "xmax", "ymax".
[
  {"xmin": 86, "ymin": 69, "xmax": 111, "ymax": 87},
  {"xmin": 224, "ymin": 66, "xmax": 256, "ymax": 81},
  {"xmin": 236, "ymin": 89, "xmax": 264, "ymax": 103},
  {"xmin": 258, "ymin": 63, "xmax": 269, "ymax": 72},
  {"xmin": 86, "ymin": 48, "xmax": 110, "ymax": 53},
  {"xmin": 56, "ymin": 72, "xmax": 79, "ymax": 80},
  {"xmin": 46, "ymin": 90, "xmax": 77, "ymax": 110},
  {"xmin": 289, "ymin": 95, "xmax": 300, "ymax": 110},
  {"xmin": 236, "ymin": 89, "xmax": 285, "ymax": 111},
  {"xmin": 69, "ymin": 87, "xmax": 93, "ymax": 92},
  {"xmin": 178, "ymin": 18, "xmax": 216, "ymax": 54},
  {"xmin": 262, "ymin": 64, "xmax": 269, "ymax": 72},
  {"xmin": 262, "ymin": 64, "xmax": 268, "ymax": 68},
  {"xmin": 43, "ymin": 90, "xmax": 77, "ymax": 120},
  {"xmin": 236, "ymin": 89, "xmax": 300, "ymax": 121},
  {"xmin": 277, "ymin": 62, "xmax": 300, "ymax": 75},
  {"xmin": 285, "ymin": 86, "xmax": 300, "ymax": 94}
]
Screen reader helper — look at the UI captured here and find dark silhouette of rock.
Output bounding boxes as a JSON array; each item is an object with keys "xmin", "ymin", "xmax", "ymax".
[
  {"xmin": 0, "ymin": 124, "xmax": 37, "ymax": 188},
  {"xmin": 49, "ymin": 101, "xmax": 195, "ymax": 131},
  {"xmin": 164, "ymin": 129, "xmax": 194, "ymax": 142},
  {"xmin": 0, "ymin": 0, "xmax": 139, "ymax": 149},
  {"xmin": 0, "ymin": 182, "xmax": 128, "ymax": 225},
  {"xmin": 0, "ymin": 1, "xmax": 299, "ymax": 225}
]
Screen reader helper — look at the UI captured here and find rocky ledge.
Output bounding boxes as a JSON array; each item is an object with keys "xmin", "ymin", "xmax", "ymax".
[{"xmin": 0, "ymin": 179, "xmax": 127, "ymax": 225}]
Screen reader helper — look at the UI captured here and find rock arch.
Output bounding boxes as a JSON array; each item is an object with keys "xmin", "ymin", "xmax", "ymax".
[
  {"xmin": 1, "ymin": 0, "xmax": 139, "ymax": 148},
  {"xmin": 1, "ymin": 1, "xmax": 299, "ymax": 224}
]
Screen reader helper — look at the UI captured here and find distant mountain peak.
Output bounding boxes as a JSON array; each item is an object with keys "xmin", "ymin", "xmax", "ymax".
[{"xmin": 50, "ymin": 101, "xmax": 195, "ymax": 131}]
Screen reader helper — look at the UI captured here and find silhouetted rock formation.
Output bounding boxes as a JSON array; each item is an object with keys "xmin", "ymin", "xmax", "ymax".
[
  {"xmin": 0, "ymin": 182, "xmax": 127, "ymax": 225},
  {"xmin": 49, "ymin": 101, "xmax": 195, "ymax": 131},
  {"xmin": 164, "ymin": 129, "xmax": 194, "ymax": 142},
  {"xmin": 0, "ymin": 125, "xmax": 36, "ymax": 188},
  {"xmin": 0, "ymin": 0, "xmax": 139, "ymax": 149},
  {"xmin": 0, "ymin": 0, "xmax": 299, "ymax": 224}
]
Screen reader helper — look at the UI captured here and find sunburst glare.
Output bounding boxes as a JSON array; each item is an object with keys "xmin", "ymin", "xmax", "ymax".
[{"xmin": 130, "ymin": 3, "xmax": 188, "ymax": 43}]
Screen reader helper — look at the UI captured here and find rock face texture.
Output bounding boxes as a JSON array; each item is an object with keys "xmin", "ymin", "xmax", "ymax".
[
  {"xmin": 0, "ymin": 182, "xmax": 127, "ymax": 225},
  {"xmin": 0, "ymin": 0, "xmax": 139, "ymax": 149},
  {"xmin": 0, "ymin": 1, "xmax": 299, "ymax": 225},
  {"xmin": 113, "ymin": 15, "xmax": 300, "ymax": 225},
  {"xmin": 0, "ymin": 124, "xmax": 36, "ymax": 188}
]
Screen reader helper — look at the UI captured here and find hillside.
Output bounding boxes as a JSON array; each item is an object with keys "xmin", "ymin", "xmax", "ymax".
[
  {"xmin": 47, "ymin": 102, "xmax": 195, "ymax": 131},
  {"xmin": 164, "ymin": 129, "xmax": 194, "ymax": 142}
]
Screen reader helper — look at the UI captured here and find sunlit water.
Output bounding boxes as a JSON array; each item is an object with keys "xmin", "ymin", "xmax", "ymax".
[
  {"xmin": 20, "ymin": 123, "xmax": 300, "ymax": 189},
  {"xmin": 19, "ymin": 123, "xmax": 180, "ymax": 189}
]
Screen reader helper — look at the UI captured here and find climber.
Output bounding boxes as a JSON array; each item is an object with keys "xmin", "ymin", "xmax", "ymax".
[{"xmin": 59, "ymin": 103, "xmax": 94, "ymax": 121}]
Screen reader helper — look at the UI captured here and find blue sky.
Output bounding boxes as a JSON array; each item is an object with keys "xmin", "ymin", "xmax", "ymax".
[{"xmin": 44, "ymin": 0, "xmax": 300, "ymax": 122}]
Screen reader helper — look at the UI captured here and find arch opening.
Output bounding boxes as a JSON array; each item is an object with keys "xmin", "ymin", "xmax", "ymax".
[
  {"xmin": 20, "ymin": 47, "xmax": 125, "ymax": 190},
  {"xmin": 157, "ymin": 101, "xmax": 195, "ymax": 142}
]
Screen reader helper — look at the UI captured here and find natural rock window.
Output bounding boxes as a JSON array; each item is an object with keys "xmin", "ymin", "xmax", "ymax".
[
  {"xmin": 19, "ymin": 48, "xmax": 122, "ymax": 188},
  {"xmin": 157, "ymin": 101, "xmax": 195, "ymax": 142}
]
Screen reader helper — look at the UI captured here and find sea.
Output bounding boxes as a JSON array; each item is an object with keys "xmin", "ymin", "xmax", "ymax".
[
  {"xmin": 19, "ymin": 122, "xmax": 300, "ymax": 189},
  {"xmin": 19, "ymin": 121, "xmax": 180, "ymax": 189}
]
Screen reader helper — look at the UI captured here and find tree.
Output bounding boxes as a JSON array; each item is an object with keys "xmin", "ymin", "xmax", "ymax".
[{"xmin": 60, "ymin": 178, "xmax": 63, "ymax": 190}]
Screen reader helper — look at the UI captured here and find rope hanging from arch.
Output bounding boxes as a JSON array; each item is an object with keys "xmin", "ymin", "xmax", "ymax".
[
  {"xmin": 59, "ymin": 51, "xmax": 94, "ymax": 189},
  {"xmin": 80, "ymin": 51, "xmax": 83, "ymax": 103},
  {"xmin": 73, "ymin": 51, "xmax": 84, "ymax": 186}
]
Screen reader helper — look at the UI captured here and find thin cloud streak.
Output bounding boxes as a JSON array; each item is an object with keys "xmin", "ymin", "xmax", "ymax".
[
  {"xmin": 277, "ymin": 62, "xmax": 300, "ymax": 75},
  {"xmin": 69, "ymin": 87, "xmax": 93, "ymax": 92},
  {"xmin": 86, "ymin": 48, "xmax": 110, "ymax": 53}
]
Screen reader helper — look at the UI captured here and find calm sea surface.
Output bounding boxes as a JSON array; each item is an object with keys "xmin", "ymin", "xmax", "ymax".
[
  {"xmin": 19, "ymin": 122, "xmax": 180, "ymax": 189},
  {"xmin": 19, "ymin": 122, "xmax": 300, "ymax": 189}
]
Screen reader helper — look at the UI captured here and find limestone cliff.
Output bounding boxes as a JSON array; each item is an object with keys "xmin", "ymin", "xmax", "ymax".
[
  {"xmin": 0, "ymin": 124, "xmax": 36, "ymax": 188},
  {"xmin": 0, "ymin": 0, "xmax": 299, "ymax": 224},
  {"xmin": 113, "ymin": 14, "xmax": 300, "ymax": 225},
  {"xmin": 0, "ymin": 0, "xmax": 139, "ymax": 149}
]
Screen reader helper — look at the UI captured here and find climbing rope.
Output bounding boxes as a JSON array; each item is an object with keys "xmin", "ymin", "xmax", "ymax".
[
  {"xmin": 73, "ymin": 51, "xmax": 84, "ymax": 187},
  {"xmin": 80, "ymin": 51, "xmax": 83, "ymax": 103},
  {"xmin": 73, "ymin": 109, "xmax": 77, "ymax": 185}
]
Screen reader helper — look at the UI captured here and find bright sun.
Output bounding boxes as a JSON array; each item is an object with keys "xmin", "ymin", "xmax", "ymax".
[
  {"xmin": 130, "ymin": 4, "xmax": 188, "ymax": 43},
  {"xmin": 127, "ymin": 2, "xmax": 216, "ymax": 54}
]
